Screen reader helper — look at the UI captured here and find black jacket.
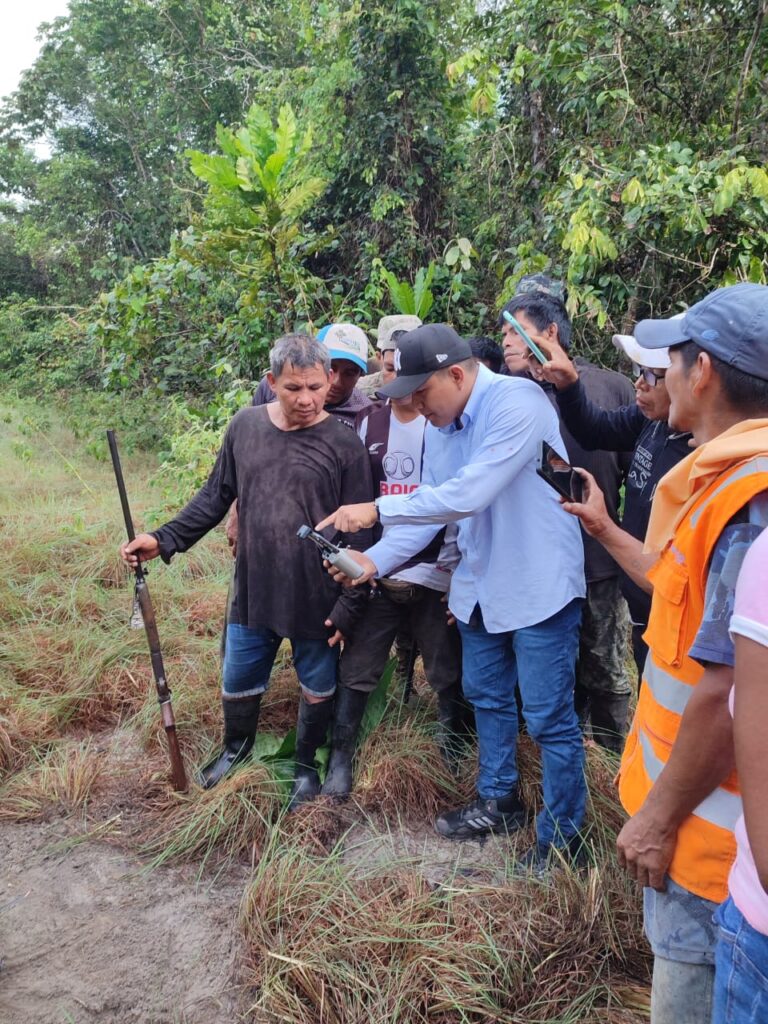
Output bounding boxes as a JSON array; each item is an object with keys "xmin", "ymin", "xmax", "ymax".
[
  {"xmin": 556, "ymin": 377, "xmax": 692, "ymax": 624},
  {"xmin": 544, "ymin": 359, "xmax": 635, "ymax": 585}
]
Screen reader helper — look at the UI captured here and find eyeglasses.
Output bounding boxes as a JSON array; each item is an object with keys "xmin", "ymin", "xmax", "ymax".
[{"xmin": 632, "ymin": 363, "xmax": 666, "ymax": 387}]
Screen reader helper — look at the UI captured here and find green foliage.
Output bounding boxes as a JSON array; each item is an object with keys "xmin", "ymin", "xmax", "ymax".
[
  {"xmin": 186, "ymin": 102, "xmax": 332, "ymax": 330},
  {"xmin": 0, "ymin": 299, "xmax": 97, "ymax": 393},
  {"xmin": 381, "ymin": 263, "xmax": 436, "ymax": 318},
  {"xmin": 550, "ymin": 145, "xmax": 768, "ymax": 330},
  {"xmin": 2, "ymin": 0, "xmax": 767, "ymax": 400}
]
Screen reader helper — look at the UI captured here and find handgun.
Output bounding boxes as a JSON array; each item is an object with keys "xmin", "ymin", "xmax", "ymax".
[{"xmin": 297, "ymin": 525, "xmax": 365, "ymax": 580}]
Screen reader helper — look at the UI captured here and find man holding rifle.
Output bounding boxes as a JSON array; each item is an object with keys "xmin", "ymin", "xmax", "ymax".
[
  {"xmin": 120, "ymin": 333, "xmax": 373, "ymax": 806},
  {"xmin": 316, "ymin": 323, "xmax": 588, "ymax": 872}
]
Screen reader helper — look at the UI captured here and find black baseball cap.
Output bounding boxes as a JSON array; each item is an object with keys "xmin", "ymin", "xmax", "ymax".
[{"xmin": 378, "ymin": 324, "xmax": 473, "ymax": 399}]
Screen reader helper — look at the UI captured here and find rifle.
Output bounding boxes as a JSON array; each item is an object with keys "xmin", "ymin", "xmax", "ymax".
[{"xmin": 107, "ymin": 430, "xmax": 188, "ymax": 792}]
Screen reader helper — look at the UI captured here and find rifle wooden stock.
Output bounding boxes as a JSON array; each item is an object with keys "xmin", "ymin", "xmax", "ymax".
[{"xmin": 107, "ymin": 430, "xmax": 188, "ymax": 792}]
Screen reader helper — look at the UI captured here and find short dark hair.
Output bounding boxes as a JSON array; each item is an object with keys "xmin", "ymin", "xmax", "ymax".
[
  {"xmin": 497, "ymin": 292, "xmax": 572, "ymax": 349},
  {"xmin": 672, "ymin": 341, "xmax": 768, "ymax": 416},
  {"xmin": 466, "ymin": 335, "xmax": 504, "ymax": 373}
]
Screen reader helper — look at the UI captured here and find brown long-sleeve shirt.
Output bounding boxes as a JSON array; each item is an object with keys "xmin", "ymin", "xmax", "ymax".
[{"xmin": 152, "ymin": 406, "xmax": 374, "ymax": 640}]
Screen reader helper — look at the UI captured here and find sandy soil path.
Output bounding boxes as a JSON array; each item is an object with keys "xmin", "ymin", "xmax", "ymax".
[{"xmin": 0, "ymin": 822, "xmax": 250, "ymax": 1024}]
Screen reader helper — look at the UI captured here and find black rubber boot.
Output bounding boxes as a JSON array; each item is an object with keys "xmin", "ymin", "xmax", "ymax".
[
  {"xmin": 198, "ymin": 695, "xmax": 261, "ymax": 789},
  {"xmin": 321, "ymin": 688, "xmax": 369, "ymax": 801},
  {"xmin": 288, "ymin": 696, "xmax": 334, "ymax": 811},
  {"xmin": 436, "ymin": 683, "xmax": 476, "ymax": 774}
]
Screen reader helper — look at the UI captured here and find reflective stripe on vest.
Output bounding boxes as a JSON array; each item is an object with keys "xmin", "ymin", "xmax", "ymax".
[
  {"xmin": 644, "ymin": 658, "xmax": 694, "ymax": 716},
  {"xmin": 638, "ymin": 729, "xmax": 742, "ymax": 832},
  {"xmin": 690, "ymin": 456, "xmax": 768, "ymax": 527}
]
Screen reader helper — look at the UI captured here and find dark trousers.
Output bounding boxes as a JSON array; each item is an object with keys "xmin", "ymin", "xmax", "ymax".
[{"xmin": 339, "ymin": 583, "xmax": 461, "ymax": 694}]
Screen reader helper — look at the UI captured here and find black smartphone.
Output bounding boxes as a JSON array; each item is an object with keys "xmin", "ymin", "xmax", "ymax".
[{"xmin": 536, "ymin": 441, "xmax": 583, "ymax": 502}]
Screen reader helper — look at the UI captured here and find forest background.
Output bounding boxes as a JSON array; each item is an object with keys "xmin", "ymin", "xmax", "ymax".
[{"xmin": 0, "ymin": 0, "xmax": 767, "ymax": 490}]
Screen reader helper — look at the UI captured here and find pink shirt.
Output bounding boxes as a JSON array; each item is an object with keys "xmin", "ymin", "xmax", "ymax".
[{"xmin": 729, "ymin": 525, "xmax": 768, "ymax": 935}]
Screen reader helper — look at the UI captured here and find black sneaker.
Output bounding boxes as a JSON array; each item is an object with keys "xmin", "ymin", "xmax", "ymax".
[{"xmin": 434, "ymin": 795, "xmax": 527, "ymax": 840}]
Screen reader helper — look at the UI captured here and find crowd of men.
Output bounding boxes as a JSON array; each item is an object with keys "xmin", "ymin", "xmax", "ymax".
[{"xmin": 121, "ymin": 279, "xmax": 768, "ymax": 1024}]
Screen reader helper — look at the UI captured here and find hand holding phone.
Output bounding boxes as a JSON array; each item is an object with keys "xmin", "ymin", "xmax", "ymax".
[{"xmin": 536, "ymin": 441, "xmax": 583, "ymax": 502}]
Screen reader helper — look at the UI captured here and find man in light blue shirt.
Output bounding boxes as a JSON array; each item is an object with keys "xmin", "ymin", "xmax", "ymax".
[{"xmin": 317, "ymin": 324, "xmax": 587, "ymax": 869}]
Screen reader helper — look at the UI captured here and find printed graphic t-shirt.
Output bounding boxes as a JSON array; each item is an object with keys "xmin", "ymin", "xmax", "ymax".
[{"xmin": 358, "ymin": 406, "xmax": 456, "ymax": 592}]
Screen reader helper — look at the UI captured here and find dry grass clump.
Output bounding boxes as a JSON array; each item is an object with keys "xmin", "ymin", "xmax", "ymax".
[
  {"xmin": 0, "ymin": 739, "xmax": 105, "ymax": 821},
  {"xmin": 139, "ymin": 760, "xmax": 284, "ymax": 870},
  {"xmin": 279, "ymin": 798, "xmax": 356, "ymax": 855},
  {"xmin": 260, "ymin": 666, "xmax": 301, "ymax": 735},
  {"xmin": 177, "ymin": 591, "xmax": 226, "ymax": 638},
  {"xmin": 242, "ymin": 833, "xmax": 650, "ymax": 1024},
  {"xmin": 0, "ymin": 717, "xmax": 16, "ymax": 778},
  {"xmin": 355, "ymin": 716, "xmax": 471, "ymax": 821}
]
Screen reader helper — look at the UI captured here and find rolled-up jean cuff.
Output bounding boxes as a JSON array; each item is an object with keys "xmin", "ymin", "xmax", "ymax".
[
  {"xmin": 221, "ymin": 684, "xmax": 268, "ymax": 699},
  {"xmin": 301, "ymin": 685, "xmax": 337, "ymax": 699}
]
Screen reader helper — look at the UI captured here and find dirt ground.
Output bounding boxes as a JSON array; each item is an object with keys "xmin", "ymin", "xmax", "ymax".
[{"xmin": 0, "ymin": 821, "xmax": 251, "ymax": 1024}]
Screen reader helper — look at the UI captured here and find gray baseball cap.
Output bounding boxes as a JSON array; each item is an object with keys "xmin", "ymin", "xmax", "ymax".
[
  {"xmin": 376, "ymin": 315, "xmax": 423, "ymax": 351},
  {"xmin": 635, "ymin": 283, "xmax": 768, "ymax": 381}
]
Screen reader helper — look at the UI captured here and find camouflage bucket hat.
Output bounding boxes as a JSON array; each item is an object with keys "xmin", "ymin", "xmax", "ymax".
[{"xmin": 515, "ymin": 273, "xmax": 568, "ymax": 304}]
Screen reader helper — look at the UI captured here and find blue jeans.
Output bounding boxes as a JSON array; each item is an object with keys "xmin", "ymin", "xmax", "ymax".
[
  {"xmin": 222, "ymin": 623, "xmax": 338, "ymax": 699},
  {"xmin": 457, "ymin": 598, "xmax": 585, "ymax": 847},
  {"xmin": 644, "ymin": 877, "xmax": 717, "ymax": 1024},
  {"xmin": 713, "ymin": 896, "xmax": 768, "ymax": 1023}
]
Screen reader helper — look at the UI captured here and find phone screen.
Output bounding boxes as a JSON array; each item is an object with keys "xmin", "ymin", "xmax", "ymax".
[{"xmin": 536, "ymin": 441, "xmax": 582, "ymax": 502}]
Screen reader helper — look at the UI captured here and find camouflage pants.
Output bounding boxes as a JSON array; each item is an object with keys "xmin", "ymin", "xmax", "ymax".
[{"xmin": 575, "ymin": 576, "xmax": 632, "ymax": 752}]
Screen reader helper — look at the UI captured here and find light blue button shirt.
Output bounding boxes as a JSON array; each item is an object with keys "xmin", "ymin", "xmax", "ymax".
[{"xmin": 366, "ymin": 365, "xmax": 585, "ymax": 633}]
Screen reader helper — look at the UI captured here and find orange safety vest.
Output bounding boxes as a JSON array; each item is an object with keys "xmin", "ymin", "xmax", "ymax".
[{"xmin": 619, "ymin": 454, "xmax": 768, "ymax": 904}]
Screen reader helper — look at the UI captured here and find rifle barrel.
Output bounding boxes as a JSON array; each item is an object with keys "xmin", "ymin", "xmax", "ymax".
[{"xmin": 107, "ymin": 430, "xmax": 188, "ymax": 792}]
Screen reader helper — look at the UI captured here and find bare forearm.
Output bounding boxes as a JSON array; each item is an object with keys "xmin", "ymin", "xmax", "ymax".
[
  {"xmin": 593, "ymin": 519, "xmax": 657, "ymax": 594},
  {"xmin": 733, "ymin": 637, "xmax": 768, "ymax": 891},
  {"xmin": 643, "ymin": 666, "xmax": 734, "ymax": 828}
]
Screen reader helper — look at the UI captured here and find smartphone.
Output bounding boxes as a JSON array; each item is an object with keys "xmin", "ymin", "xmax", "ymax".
[
  {"xmin": 502, "ymin": 310, "xmax": 548, "ymax": 364},
  {"xmin": 536, "ymin": 441, "xmax": 583, "ymax": 502}
]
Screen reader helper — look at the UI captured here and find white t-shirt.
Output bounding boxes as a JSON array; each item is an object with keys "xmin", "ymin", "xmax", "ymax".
[
  {"xmin": 377, "ymin": 413, "xmax": 424, "ymax": 498},
  {"xmin": 359, "ymin": 409, "xmax": 456, "ymax": 592}
]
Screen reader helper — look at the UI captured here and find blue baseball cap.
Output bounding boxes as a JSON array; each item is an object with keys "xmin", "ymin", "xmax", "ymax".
[
  {"xmin": 634, "ymin": 283, "xmax": 768, "ymax": 382},
  {"xmin": 316, "ymin": 323, "xmax": 369, "ymax": 373}
]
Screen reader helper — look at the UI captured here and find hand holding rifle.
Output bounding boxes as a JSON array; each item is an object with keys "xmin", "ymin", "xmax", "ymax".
[{"xmin": 121, "ymin": 533, "xmax": 160, "ymax": 566}]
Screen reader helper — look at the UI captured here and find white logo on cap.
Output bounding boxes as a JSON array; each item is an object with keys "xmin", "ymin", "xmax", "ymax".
[
  {"xmin": 394, "ymin": 348, "xmax": 402, "ymax": 372},
  {"xmin": 435, "ymin": 353, "xmax": 448, "ymax": 363}
]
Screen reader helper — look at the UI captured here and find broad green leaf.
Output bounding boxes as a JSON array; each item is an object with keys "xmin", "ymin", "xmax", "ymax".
[
  {"xmin": 621, "ymin": 178, "xmax": 645, "ymax": 204},
  {"xmin": 445, "ymin": 245, "xmax": 460, "ymax": 267},
  {"xmin": 359, "ymin": 658, "xmax": 396, "ymax": 742},
  {"xmin": 187, "ymin": 152, "xmax": 240, "ymax": 191},
  {"xmin": 235, "ymin": 157, "xmax": 254, "ymax": 192}
]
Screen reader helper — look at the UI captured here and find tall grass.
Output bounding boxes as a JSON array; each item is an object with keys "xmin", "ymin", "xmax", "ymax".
[
  {"xmin": 1, "ymin": 395, "xmax": 652, "ymax": 1021},
  {"xmin": 242, "ymin": 824, "xmax": 650, "ymax": 1023}
]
